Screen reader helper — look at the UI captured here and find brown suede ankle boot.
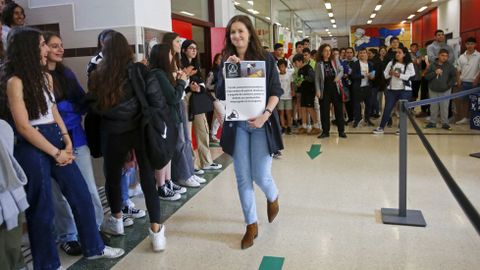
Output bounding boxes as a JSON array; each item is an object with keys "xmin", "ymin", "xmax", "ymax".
[
  {"xmin": 241, "ymin": 223, "xmax": 258, "ymax": 249},
  {"xmin": 267, "ymin": 197, "xmax": 279, "ymax": 223}
]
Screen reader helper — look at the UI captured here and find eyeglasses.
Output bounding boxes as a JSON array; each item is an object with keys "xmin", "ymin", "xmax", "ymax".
[{"xmin": 187, "ymin": 46, "xmax": 197, "ymax": 51}]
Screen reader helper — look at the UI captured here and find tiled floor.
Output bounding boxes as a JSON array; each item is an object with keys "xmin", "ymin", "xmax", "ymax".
[
  {"xmin": 102, "ymin": 123, "xmax": 480, "ymax": 270},
  {"xmin": 37, "ymin": 118, "xmax": 480, "ymax": 270}
]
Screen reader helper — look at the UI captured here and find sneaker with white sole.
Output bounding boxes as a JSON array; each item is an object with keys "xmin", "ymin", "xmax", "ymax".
[
  {"xmin": 166, "ymin": 180, "xmax": 186, "ymax": 194},
  {"xmin": 128, "ymin": 184, "xmax": 143, "ymax": 198},
  {"xmin": 149, "ymin": 225, "xmax": 166, "ymax": 252},
  {"xmin": 123, "ymin": 215, "xmax": 134, "ymax": 227},
  {"xmin": 101, "ymin": 215, "xmax": 124, "ymax": 235},
  {"xmin": 122, "ymin": 205, "xmax": 146, "ymax": 219},
  {"xmin": 193, "ymin": 174, "xmax": 207, "ymax": 184},
  {"xmin": 456, "ymin": 117, "xmax": 469, "ymax": 125},
  {"xmin": 372, "ymin": 127, "xmax": 384, "ymax": 134},
  {"xmin": 158, "ymin": 185, "xmax": 181, "ymax": 201},
  {"xmin": 177, "ymin": 176, "xmax": 200, "ymax": 188},
  {"xmin": 86, "ymin": 245, "xmax": 125, "ymax": 260},
  {"xmin": 194, "ymin": 169, "xmax": 205, "ymax": 175},
  {"xmin": 202, "ymin": 163, "xmax": 223, "ymax": 170}
]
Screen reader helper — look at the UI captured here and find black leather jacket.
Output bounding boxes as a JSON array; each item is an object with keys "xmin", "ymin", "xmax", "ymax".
[{"xmin": 94, "ymin": 63, "xmax": 169, "ymax": 134}]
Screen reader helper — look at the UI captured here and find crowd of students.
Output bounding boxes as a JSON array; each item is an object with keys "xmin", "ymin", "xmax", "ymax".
[
  {"xmin": 0, "ymin": 1, "xmax": 479, "ymax": 268},
  {"xmin": 0, "ymin": 1, "xmax": 228, "ymax": 269},
  {"xmin": 270, "ymin": 30, "xmax": 480, "ymax": 137}
]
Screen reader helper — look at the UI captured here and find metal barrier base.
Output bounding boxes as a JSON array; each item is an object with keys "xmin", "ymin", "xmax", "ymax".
[
  {"xmin": 470, "ymin": 152, "xmax": 480, "ymax": 159},
  {"xmin": 381, "ymin": 208, "xmax": 427, "ymax": 227}
]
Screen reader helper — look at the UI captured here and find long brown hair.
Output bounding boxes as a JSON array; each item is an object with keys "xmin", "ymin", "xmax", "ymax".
[
  {"xmin": 162, "ymin": 32, "xmax": 181, "ymax": 71},
  {"xmin": 222, "ymin": 15, "xmax": 267, "ymax": 61},
  {"xmin": 316, "ymin": 43, "xmax": 335, "ymax": 62},
  {"xmin": 90, "ymin": 31, "xmax": 133, "ymax": 109},
  {"xmin": 149, "ymin": 43, "xmax": 176, "ymax": 85},
  {"xmin": 43, "ymin": 31, "xmax": 67, "ymax": 101}
]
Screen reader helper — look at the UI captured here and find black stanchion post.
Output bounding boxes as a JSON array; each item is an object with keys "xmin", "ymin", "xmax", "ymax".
[{"xmin": 380, "ymin": 100, "xmax": 427, "ymax": 227}]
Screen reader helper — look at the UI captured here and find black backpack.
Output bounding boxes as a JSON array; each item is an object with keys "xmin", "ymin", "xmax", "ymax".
[{"xmin": 128, "ymin": 63, "xmax": 176, "ymax": 169}]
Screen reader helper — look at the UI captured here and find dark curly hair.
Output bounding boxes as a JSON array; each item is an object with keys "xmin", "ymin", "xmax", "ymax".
[
  {"xmin": 90, "ymin": 31, "xmax": 133, "ymax": 109},
  {"xmin": 0, "ymin": 27, "xmax": 51, "ymax": 121},
  {"xmin": 222, "ymin": 15, "xmax": 267, "ymax": 61},
  {"xmin": 2, "ymin": 2, "xmax": 25, "ymax": 27}
]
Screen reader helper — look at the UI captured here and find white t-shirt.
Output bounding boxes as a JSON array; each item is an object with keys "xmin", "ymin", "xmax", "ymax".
[
  {"xmin": 384, "ymin": 61, "xmax": 416, "ymax": 91},
  {"xmin": 456, "ymin": 50, "xmax": 480, "ymax": 83},
  {"xmin": 360, "ymin": 61, "xmax": 369, "ymax": 87},
  {"xmin": 30, "ymin": 90, "xmax": 56, "ymax": 126},
  {"xmin": 279, "ymin": 71, "xmax": 293, "ymax": 100}
]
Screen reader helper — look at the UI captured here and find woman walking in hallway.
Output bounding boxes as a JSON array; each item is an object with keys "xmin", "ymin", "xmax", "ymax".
[{"xmin": 215, "ymin": 15, "xmax": 282, "ymax": 250}]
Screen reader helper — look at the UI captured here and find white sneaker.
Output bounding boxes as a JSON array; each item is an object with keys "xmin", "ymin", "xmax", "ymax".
[
  {"xmin": 149, "ymin": 225, "xmax": 166, "ymax": 252},
  {"xmin": 123, "ymin": 215, "xmax": 134, "ymax": 227},
  {"xmin": 372, "ymin": 127, "xmax": 384, "ymax": 134},
  {"xmin": 193, "ymin": 175, "xmax": 207, "ymax": 184},
  {"xmin": 177, "ymin": 176, "xmax": 200, "ymax": 188},
  {"xmin": 194, "ymin": 169, "xmax": 205, "ymax": 175},
  {"xmin": 456, "ymin": 117, "xmax": 469, "ymax": 125},
  {"xmin": 128, "ymin": 184, "xmax": 143, "ymax": 198},
  {"xmin": 202, "ymin": 163, "xmax": 223, "ymax": 170},
  {"xmin": 211, "ymin": 136, "xmax": 220, "ymax": 143},
  {"xmin": 125, "ymin": 198, "xmax": 135, "ymax": 208},
  {"xmin": 86, "ymin": 245, "xmax": 125, "ymax": 260},
  {"xmin": 101, "ymin": 215, "xmax": 124, "ymax": 235}
]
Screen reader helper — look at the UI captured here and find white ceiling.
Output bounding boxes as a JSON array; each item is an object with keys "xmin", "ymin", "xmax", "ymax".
[{"xmin": 238, "ymin": 0, "xmax": 447, "ymax": 37}]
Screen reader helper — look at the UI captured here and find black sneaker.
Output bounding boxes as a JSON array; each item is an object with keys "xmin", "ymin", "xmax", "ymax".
[
  {"xmin": 166, "ymin": 180, "xmax": 187, "ymax": 194},
  {"xmin": 286, "ymin": 127, "xmax": 292, "ymax": 135},
  {"xmin": 318, "ymin": 133, "xmax": 330, "ymax": 138},
  {"xmin": 158, "ymin": 185, "xmax": 181, "ymax": 201},
  {"xmin": 60, "ymin": 241, "xmax": 82, "ymax": 256},
  {"xmin": 339, "ymin": 132, "xmax": 347, "ymax": 138},
  {"xmin": 273, "ymin": 151, "xmax": 282, "ymax": 159}
]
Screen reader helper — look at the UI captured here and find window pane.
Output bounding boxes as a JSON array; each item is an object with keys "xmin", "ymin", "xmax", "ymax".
[{"xmin": 171, "ymin": 0, "xmax": 209, "ymax": 22}]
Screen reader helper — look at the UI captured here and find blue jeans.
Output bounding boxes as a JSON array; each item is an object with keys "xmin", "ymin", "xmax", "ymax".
[
  {"xmin": 51, "ymin": 145, "xmax": 104, "ymax": 243},
  {"xmin": 121, "ymin": 167, "xmax": 137, "ymax": 206},
  {"xmin": 172, "ymin": 102, "xmax": 195, "ymax": 181},
  {"xmin": 379, "ymin": 90, "xmax": 412, "ymax": 128},
  {"xmin": 233, "ymin": 122, "xmax": 279, "ymax": 225},
  {"xmin": 462, "ymin": 82, "xmax": 475, "ymax": 101},
  {"xmin": 14, "ymin": 124, "xmax": 104, "ymax": 270}
]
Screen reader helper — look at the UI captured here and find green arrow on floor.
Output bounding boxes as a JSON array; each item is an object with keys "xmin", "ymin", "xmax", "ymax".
[
  {"xmin": 307, "ymin": 144, "xmax": 321, "ymax": 160},
  {"xmin": 259, "ymin": 256, "xmax": 284, "ymax": 270}
]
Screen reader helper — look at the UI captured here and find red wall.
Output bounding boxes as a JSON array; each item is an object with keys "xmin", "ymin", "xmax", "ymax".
[
  {"xmin": 172, "ymin": 19, "xmax": 192, "ymax": 40},
  {"xmin": 412, "ymin": 8, "xmax": 437, "ymax": 47},
  {"xmin": 460, "ymin": 0, "xmax": 480, "ymax": 51},
  {"xmin": 210, "ymin": 27, "xmax": 226, "ymax": 62}
]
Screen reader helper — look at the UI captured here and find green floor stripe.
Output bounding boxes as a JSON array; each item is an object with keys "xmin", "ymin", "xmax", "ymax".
[
  {"xmin": 259, "ymin": 256, "xmax": 285, "ymax": 270},
  {"xmin": 68, "ymin": 153, "xmax": 232, "ymax": 270}
]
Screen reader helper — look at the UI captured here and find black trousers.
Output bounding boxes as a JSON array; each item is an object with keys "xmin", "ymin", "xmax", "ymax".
[
  {"xmin": 345, "ymin": 85, "xmax": 354, "ymax": 121},
  {"xmin": 420, "ymin": 78, "xmax": 430, "ymax": 113},
  {"xmin": 411, "ymin": 80, "xmax": 421, "ymax": 101},
  {"xmin": 320, "ymin": 88, "xmax": 345, "ymax": 134},
  {"xmin": 353, "ymin": 86, "xmax": 372, "ymax": 123},
  {"xmin": 103, "ymin": 129, "xmax": 161, "ymax": 223}
]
